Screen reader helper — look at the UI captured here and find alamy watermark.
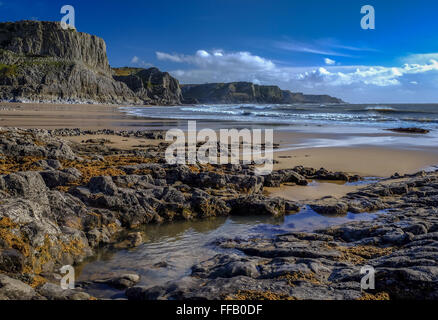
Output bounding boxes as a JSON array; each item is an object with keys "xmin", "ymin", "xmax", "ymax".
[
  {"xmin": 60, "ymin": 265, "xmax": 75, "ymax": 289},
  {"xmin": 165, "ymin": 121, "xmax": 274, "ymax": 175},
  {"xmin": 361, "ymin": 5, "xmax": 375, "ymax": 30},
  {"xmin": 60, "ymin": 5, "xmax": 75, "ymax": 30},
  {"xmin": 360, "ymin": 265, "xmax": 375, "ymax": 290}
]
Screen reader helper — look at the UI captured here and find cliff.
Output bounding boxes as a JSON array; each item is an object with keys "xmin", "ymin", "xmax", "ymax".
[
  {"xmin": 113, "ymin": 67, "xmax": 182, "ymax": 105},
  {"xmin": 0, "ymin": 21, "xmax": 180, "ymax": 105},
  {"xmin": 181, "ymin": 82, "xmax": 344, "ymax": 104},
  {"xmin": 0, "ymin": 21, "xmax": 342, "ymax": 106}
]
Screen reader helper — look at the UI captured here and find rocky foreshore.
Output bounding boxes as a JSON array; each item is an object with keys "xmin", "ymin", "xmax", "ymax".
[
  {"xmin": 127, "ymin": 170, "xmax": 438, "ymax": 300},
  {"xmin": 0, "ymin": 127, "xmax": 437, "ymax": 300}
]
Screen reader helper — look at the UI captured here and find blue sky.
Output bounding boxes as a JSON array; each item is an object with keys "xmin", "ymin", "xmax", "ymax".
[{"xmin": 1, "ymin": 0, "xmax": 438, "ymax": 103}]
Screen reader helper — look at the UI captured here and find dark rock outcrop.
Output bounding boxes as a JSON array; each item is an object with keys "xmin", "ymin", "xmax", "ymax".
[
  {"xmin": 386, "ymin": 127, "xmax": 430, "ymax": 134},
  {"xmin": 181, "ymin": 82, "xmax": 343, "ymax": 104},
  {"xmin": 113, "ymin": 67, "xmax": 182, "ymax": 105}
]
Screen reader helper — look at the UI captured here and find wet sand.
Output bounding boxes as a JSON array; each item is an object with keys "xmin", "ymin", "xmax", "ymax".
[
  {"xmin": 1, "ymin": 102, "xmax": 438, "ymax": 178},
  {"xmin": 265, "ymin": 180, "xmax": 362, "ymax": 202},
  {"xmin": 273, "ymin": 147, "xmax": 438, "ymax": 177}
]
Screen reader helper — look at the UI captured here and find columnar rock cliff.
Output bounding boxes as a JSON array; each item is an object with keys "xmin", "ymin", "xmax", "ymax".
[
  {"xmin": 181, "ymin": 82, "xmax": 343, "ymax": 104},
  {"xmin": 0, "ymin": 21, "xmax": 181, "ymax": 105}
]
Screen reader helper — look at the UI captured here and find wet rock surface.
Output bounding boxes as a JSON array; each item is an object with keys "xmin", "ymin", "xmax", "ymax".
[
  {"xmin": 0, "ymin": 127, "xmax": 437, "ymax": 300},
  {"xmin": 127, "ymin": 173, "xmax": 438, "ymax": 300},
  {"xmin": 386, "ymin": 127, "xmax": 430, "ymax": 134}
]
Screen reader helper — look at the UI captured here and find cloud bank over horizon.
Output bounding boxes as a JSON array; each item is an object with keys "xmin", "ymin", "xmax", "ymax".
[{"xmin": 154, "ymin": 49, "xmax": 438, "ymax": 103}]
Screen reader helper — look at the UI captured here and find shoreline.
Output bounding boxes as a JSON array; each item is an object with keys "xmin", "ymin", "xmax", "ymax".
[{"xmin": 1, "ymin": 102, "xmax": 438, "ymax": 177}]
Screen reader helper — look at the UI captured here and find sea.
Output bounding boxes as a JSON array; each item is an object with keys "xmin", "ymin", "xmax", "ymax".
[{"xmin": 120, "ymin": 103, "xmax": 438, "ymax": 130}]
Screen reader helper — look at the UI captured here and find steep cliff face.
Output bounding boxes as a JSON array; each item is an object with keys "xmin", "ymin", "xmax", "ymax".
[
  {"xmin": 113, "ymin": 67, "xmax": 182, "ymax": 105},
  {"xmin": 0, "ymin": 20, "xmax": 111, "ymax": 76},
  {"xmin": 280, "ymin": 90, "xmax": 344, "ymax": 104},
  {"xmin": 0, "ymin": 21, "xmax": 183, "ymax": 105},
  {"xmin": 181, "ymin": 82, "xmax": 344, "ymax": 104},
  {"xmin": 0, "ymin": 21, "xmax": 141, "ymax": 104}
]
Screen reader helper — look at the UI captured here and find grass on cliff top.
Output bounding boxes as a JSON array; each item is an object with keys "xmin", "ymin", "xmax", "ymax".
[{"xmin": 112, "ymin": 67, "xmax": 142, "ymax": 76}]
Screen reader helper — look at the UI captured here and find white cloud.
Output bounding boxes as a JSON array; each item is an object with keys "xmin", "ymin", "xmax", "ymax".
[
  {"xmin": 402, "ymin": 53, "xmax": 438, "ymax": 64},
  {"xmin": 296, "ymin": 60, "xmax": 438, "ymax": 87},
  {"xmin": 156, "ymin": 52, "xmax": 184, "ymax": 63},
  {"xmin": 157, "ymin": 50, "xmax": 275, "ymax": 71},
  {"xmin": 324, "ymin": 58, "xmax": 335, "ymax": 65},
  {"xmin": 156, "ymin": 49, "xmax": 438, "ymax": 103},
  {"xmin": 130, "ymin": 56, "xmax": 151, "ymax": 67},
  {"xmin": 273, "ymin": 39, "xmax": 378, "ymax": 57},
  {"xmin": 274, "ymin": 41, "xmax": 353, "ymax": 57}
]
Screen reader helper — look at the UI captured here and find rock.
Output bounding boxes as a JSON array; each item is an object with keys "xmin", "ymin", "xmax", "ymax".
[
  {"xmin": 190, "ymin": 190, "xmax": 231, "ymax": 218},
  {"xmin": 94, "ymin": 273, "xmax": 140, "ymax": 289},
  {"xmin": 264, "ymin": 169, "xmax": 308, "ymax": 187},
  {"xmin": 0, "ymin": 274, "xmax": 41, "ymax": 300},
  {"xmin": 37, "ymin": 282, "xmax": 91, "ymax": 300},
  {"xmin": 34, "ymin": 159, "xmax": 63, "ymax": 170},
  {"xmin": 40, "ymin": 169, "xmax": 81, "ymax": 188},
  {"xmin": 386, "ymin": 127, "xmax": 430, "ymax": 134},
  {"xmin": 310, "ymin": 198, "xmax": 349, "ymax": 216},
  {"xmin": 192, "ymin": 254, "xmax": 261, "ymax": 279},
  {"xmin": 88, "ymin": 176, "xmax": 118, "ymax": 196},
  {"xmin": 0, "ymin": 249, "xmax": 25, "ymax": 273},
  {"xmin": 228, "ymin": 195, "xmax": 300, "ymax": 216},
  {"xmin": 126, "ymin": 232, "xmax": 143, "ymax": 247},
  {"xmin": 114, "ymin": 67, "xmax": 182, "ymax": 105},
  {"xmin": 2, "ymin": 171, "xmax": 48, "ymax": 201}
]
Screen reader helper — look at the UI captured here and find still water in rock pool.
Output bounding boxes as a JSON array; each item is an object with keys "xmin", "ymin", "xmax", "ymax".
[{"xmin": 75, "ymin": 206, "xmax": 381, "ymax": 299}]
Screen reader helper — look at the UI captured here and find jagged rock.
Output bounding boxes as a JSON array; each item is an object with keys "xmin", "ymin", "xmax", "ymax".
[
  {"xmin": 264, "ymin": 169, "xmax": 308, "ymax": 187},
  {"xmin": 40, "ymin": 169, "xmax": 81, "ymax": 188},
  {"xmin": 228, "ymin": 195, "xmax": 300, "ymax": 216},
  {"xmin": 310, "ymin": 198, "xmax": 349, "ymax": 216},
  {"xmin": 190, "ymin": 189, "xmax": 231, "ymax": 218},
  {"xmin": 0, "ymin": 249, "xmax": 24, "ymax": 273}
]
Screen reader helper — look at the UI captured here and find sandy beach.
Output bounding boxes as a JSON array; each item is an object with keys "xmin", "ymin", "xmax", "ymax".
[{"xmin": 1, "ymin": 102, "xmax": 437, "ymax": 179}]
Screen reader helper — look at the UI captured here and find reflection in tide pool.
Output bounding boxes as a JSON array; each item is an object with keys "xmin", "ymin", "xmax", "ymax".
[
  {"xmin": 76, "ymin": 207, "xmax": 381, "ymax": 298},
  {"xmin": 77, "ymin": 208, "xmax": 377, "ymax": 297}
]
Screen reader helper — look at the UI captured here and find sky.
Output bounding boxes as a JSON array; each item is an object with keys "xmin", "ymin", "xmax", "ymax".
[{"xmin": 1, "ymin": 0, "xmax": 438, "ymax": 103}]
